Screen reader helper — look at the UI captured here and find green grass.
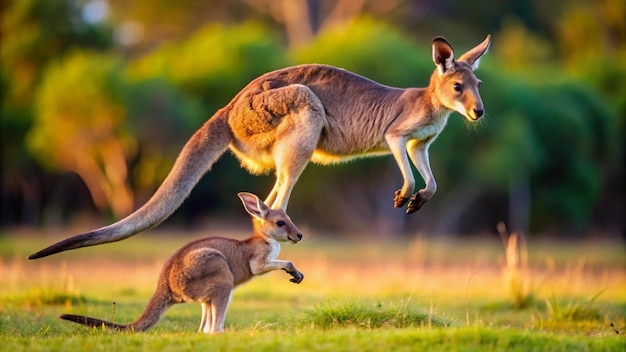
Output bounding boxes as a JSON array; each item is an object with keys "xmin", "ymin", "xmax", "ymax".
[
  {"xmin": 1, "ymin": 231, "xmax": 625, "ymax": 351},
  {"xmin": 3, "ymin": 327, "xmax": 624, "ymax": 352}
]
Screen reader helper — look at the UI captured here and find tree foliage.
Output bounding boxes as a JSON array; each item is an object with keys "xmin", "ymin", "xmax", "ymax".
[
  {"xmin": 127, "ymin": 22, "xmax": 288, "ymax": 113},
  {"xmin": 27, "ymin": 52, "xmax": 134, "ymax": 218}
]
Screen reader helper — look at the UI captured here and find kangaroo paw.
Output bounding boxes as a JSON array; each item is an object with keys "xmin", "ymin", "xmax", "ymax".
[
  {"xmin": 406, "ymin": 193, "xmax": 427, "ymax": 214},
  {"xmin": 289, "ymin": 271, "xmax": 304, "ymax": 284},
  {"xmin": 394, "ymin": 190, "xmax": 409, "ymax": 208}
]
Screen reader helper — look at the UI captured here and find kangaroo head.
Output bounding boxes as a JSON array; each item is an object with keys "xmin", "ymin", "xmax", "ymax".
[
  {"xmin": 431, "ymin": 35, "xmax": 491, "ymax": 121},
  {"xmin": 237, "ymin": 192, "xmax": 303, "ymax": 244}
]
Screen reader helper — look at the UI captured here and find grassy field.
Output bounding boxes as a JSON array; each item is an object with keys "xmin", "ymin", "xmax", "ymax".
[{"xmin": 1, "ymin": 228, "xmax": 625, "ymax": 351}]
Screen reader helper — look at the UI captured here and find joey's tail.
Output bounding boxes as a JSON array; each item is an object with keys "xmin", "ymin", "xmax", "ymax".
[
  {"xmin": 29, "ymin": 112, "xmax": 233, "ymax": 259},
  {"xmin": 60, "ymin": 314, "xmax": 130, "ymax": 331},
  {"xmin": 60, "ymin": 285, "xmax": 173, "ymax": 332}
]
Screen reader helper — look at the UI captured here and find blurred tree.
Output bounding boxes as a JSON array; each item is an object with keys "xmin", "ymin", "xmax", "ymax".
[
  {"xmin": 243, "ymin": 0, "xmax": 404, "ymax": 47},
  {"xmin": 106, "ymin": 0, "xmax": 252, "ymax": 54},
  {"xmin": 1, "ymin": 0, "xmax": 112, "ymax": 108},
  {"xmin": 127, "ymin": 22, "xmax": 287, "ymax": 113},
  {"xmin": 123, "ymin": 77, "xmax": 202, "ymax": 208},
  {"xmin": 27, "ymin": 52, "xmax": 134, "ymax": 218},
  {"xmin": 292, "ymin": 16, "xmax": 431, "ymax": 85},
  {"xmin": 1, "ymin": 0, "xmax": 112, "ymax": 225}
]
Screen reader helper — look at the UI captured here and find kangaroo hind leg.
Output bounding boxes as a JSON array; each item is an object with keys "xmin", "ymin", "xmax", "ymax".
[
  {"xmin": 209, "ymin": 291, "xmax": 233, "ymax": 334},
  {"xmin": 199, "ymin": 302, "xmax": 212, "ymax": 333},
  {"xmin": 262, "ymin": 84, "xmax": 325, "ymax": 210}
]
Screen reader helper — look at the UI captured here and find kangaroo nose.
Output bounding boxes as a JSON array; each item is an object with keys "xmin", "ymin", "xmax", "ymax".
[
  {"xmin": 297, "ymin": 233, "xmax": 303, "ymax": 240},
  {"xmin": 473, "ymin": 108, "xmax": 484, "ymax": 118}
]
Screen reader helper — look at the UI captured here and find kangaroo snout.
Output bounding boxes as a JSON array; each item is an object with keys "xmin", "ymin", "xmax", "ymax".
[
  {"xmin": 290, "ymin": 232, "xmax": 303, "ymax": 243},
  {"xmin": 473, "ymin": 107, "xmax": 484, "ymax": 119}
]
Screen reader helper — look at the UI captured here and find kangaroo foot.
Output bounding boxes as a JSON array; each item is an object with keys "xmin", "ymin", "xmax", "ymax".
[
  {"xmin": 289, "ymin": 270, "xmax": 304, "ymax": 284},
  {"xmin": 394, "ymin": 190, "xmax": 410, "ymax": 208},
  {"xmin": 406, "ymin": 193, "xmax": 427, "ymax": 214}
]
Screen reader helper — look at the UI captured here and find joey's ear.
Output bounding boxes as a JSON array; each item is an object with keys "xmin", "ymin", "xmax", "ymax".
[
  {"xmin": 432, "ymin": 37, "xmax": 455, "ymax": 75},
  {"xmin": 457, "ymin": 34, "xmax": 491, "ymax": 71},
  {"xmin": 238, "ymin": 192, "xmax": 270, "ymax": 219}
]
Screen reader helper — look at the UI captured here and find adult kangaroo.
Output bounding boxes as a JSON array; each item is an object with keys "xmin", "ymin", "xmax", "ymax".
[{"xmin": 29, "ymin": 35, "xmax": 491, "ymax": 260}]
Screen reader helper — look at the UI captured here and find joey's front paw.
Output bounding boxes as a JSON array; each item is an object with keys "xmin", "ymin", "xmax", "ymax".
[
  {"xmin": 289, "ymin": 270, "xmax": 304, "ymax": 284},
  {"xmin": 406, "ymin": 192, "xmax": 428, "ymax": 214},
  {"xmin": 393, "ymin": 190, "xmax": 409, "ymax": 208}
]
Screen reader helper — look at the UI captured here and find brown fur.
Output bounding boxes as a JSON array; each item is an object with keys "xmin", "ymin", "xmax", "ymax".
[
  {"xmin": 29, "ymin": 35, "xmax": 491, "ymax": 259},
  {"xmin": 60, "ymin": 192, "xmax": 304, "ymax": 334}
]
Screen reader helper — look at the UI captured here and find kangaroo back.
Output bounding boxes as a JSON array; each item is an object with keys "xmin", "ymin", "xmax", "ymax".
[{"xmin": 29, "ymin": 113, "xmax": 232, "ymax": 259}]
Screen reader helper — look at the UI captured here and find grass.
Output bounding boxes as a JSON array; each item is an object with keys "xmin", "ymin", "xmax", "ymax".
[
  {"xmin": 498, "ymin": 222, "xmax": 533, "ymax": 309},
  {"xmin": 1, "ymin": 230, "xmax": 625, "ymax": 351},
  {"xmin": 543, "ymin": 290, "xmax": 606, "ymax": 322},
  {"xmin": 296, "ymin": 298, "xmax": 448, "ymax": 329}
]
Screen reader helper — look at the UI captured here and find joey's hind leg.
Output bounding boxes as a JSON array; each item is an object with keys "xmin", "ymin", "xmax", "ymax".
[
  {"xmin": 199, "ymin": 302, "xmax": 212, "ymax": 333},
  {"xmin": 209, "ymin": 292, "xmax": 233, "ymax": 334}
]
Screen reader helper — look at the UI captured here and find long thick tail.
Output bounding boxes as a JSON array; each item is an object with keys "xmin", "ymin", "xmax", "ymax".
[
  {"xmin": 29, "ymin": 112, "xmax": 233, "ymax": 259},
  {"xmin": 60, "ymin": 314, "xmax": 130, "ymax": 331},
  {"xmin": 61, "ymin": 280, "xmax": 174, "ymax": 332}
]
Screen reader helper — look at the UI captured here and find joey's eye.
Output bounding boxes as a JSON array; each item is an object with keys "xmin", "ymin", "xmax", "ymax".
[
  {"xmin": 276, "ymin": 220, "xmax": 286, "ymax": 227},
  {"xmin": 478, "ymin": 81, "xmax": 482, "ymax": 88},
  {"xmin": 453, "ymin": 83, "xmax": 462, "ymax": 92}
]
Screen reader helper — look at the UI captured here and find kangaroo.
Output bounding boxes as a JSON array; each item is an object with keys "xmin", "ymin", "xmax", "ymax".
[
  {"xmin": 59, "ymin": 192, "xmax": 304, "ymax": 334},
  {"xmin": 29, "ymin": 35, "xmax": 491, "ymax": 260}
]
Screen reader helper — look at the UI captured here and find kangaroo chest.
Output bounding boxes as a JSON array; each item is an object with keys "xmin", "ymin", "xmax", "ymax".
[{"xmin": 408, "ymin": 111, "xmax": 451, "ymax": 143}]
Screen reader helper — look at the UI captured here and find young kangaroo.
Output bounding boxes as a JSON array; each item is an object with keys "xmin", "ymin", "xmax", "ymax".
[
  {"xmin": 29, "ymin": 35, "xmax": 490, "ymax": 259},
  {"xmin": 59, "ymin": 192, "xmax": 304, "ymax": 334}
]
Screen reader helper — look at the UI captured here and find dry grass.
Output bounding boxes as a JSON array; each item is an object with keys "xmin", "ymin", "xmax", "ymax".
[
  {"xmin": 497, "ymin": 222, "xmax": 532, "ymax": 308},
  {"xmin": 2, "ymin": 230, "xmax": 624, "ymax": 305}
]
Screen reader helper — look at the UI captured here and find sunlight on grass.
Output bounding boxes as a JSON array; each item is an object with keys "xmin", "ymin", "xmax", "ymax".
[
  {"xmin": 0, "ymin": 288, "xmax": 87, "ymax": 308},
  {"xmin": 295, "ymin": 298, "xmax": 448, "ymax": 329},
  {"xmin": 543, "ymin": 290, "xmax": 605, "ymax": 322}
]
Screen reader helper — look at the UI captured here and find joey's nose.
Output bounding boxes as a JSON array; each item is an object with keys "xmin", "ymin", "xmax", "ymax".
[
  {"xmin": 473, "ymin": 108, "xmax": 484, "ymax": 118},
  {"xmin": 297, "ymin": 233, "xmax": 303, "ymax": 240}
]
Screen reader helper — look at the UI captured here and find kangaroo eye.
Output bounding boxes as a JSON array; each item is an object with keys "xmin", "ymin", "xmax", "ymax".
[
  {"xmin": 453, "ymin": 83, "xmax": 463, "ymax": 92},
  {"xmin": 276, "ymin": 220, "xmax": 286, "ymax": 227},
  {"xmin": 477, "ymin": 81, "xmax": 482, "ymax": 88}
]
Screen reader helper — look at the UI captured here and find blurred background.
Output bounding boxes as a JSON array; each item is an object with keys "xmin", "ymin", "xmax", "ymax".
[{"xmin": 1, "ymin": 0, "xmax": 624, "ymax": 240}]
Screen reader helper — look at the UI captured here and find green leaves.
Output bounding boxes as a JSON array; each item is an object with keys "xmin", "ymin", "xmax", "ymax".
[{"xmin": 27, "ymin": 51, "xmax": 134, "ymax": 217}]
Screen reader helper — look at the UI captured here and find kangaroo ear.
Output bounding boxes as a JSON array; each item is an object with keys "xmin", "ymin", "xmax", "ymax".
[
  {"xmin": 457, "ymin": 34, "xmax": 491, "ymax": 71},
  {"xmin": 432, "ymin": 37, "xmax": 455, "ymax": 75},
  {"xmin": 238, "ymin": 192, "xmax": 270, "ymax": 219}
]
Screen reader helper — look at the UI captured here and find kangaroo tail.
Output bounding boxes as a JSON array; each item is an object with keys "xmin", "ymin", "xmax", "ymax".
[
  {"xmin": 61, "ymin": 283, "xmax": 173, "ymax": 332},
  {"xmin": 29, "ymin": 112, "xmax": 233, "ymax": 259},
  {"xmin": 60, "ymin": 314, "xmax": 130, "ymax": 331}
]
